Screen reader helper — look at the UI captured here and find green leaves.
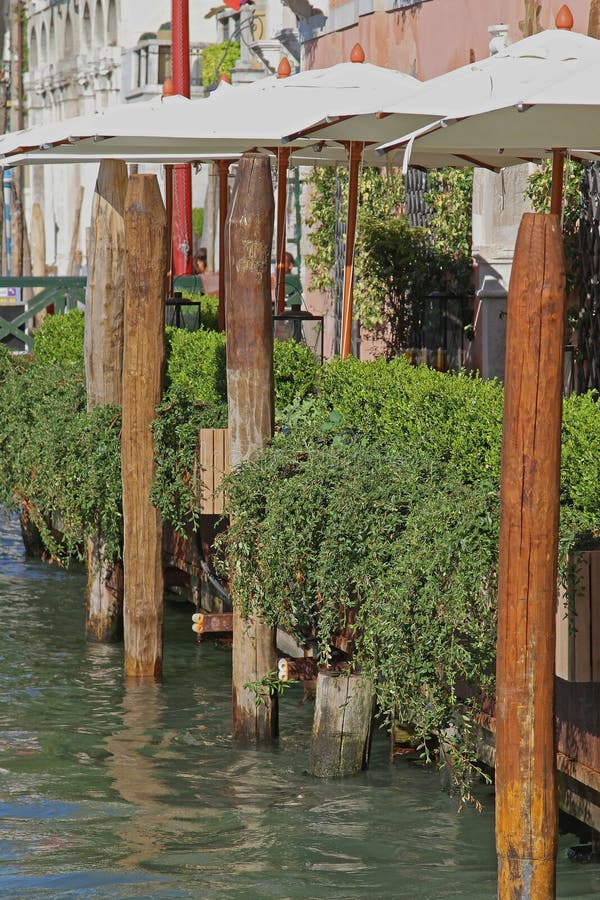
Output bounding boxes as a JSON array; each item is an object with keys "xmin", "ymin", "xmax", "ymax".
[
  {"xmin": 218, "ymin": 355, "xmax": 600, "ymax": 803},
  {"xmin": 200, "ymin": 41, "xmax": 241, "ymax": 89},
  {"xmin": 305, "ymin": 165, "xmax": 474, "ymax": 351}
]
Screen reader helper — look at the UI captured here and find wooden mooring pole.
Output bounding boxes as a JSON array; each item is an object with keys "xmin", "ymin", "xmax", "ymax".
[
  {"xmin": 309, "ymin": 672, "xmax": 374, "ymax": 777},
  {"xmin": 122, "ymin": 174, "xmax": 168, "ymax": 677},
  {"xmin": 226, "ymin": 153, "xmax": 278, "ymax": 743},
  {"xmin": 495, "ymin": 213, "xmax": 566, "ymax": 899},
  {"xmin": 84, "ymin": 160, "xmax": 128, "ymax": 642}
]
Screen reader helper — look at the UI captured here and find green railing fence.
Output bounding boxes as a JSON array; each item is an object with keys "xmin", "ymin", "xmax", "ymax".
[{"xmin": 0, "ymin": 277, "xmax": 87, "ymax": 351}]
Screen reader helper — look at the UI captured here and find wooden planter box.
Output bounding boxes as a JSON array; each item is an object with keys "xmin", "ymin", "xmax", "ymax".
[{"xmin": 197, "ymin": 428, "xmax": 230, "ymax": 515}]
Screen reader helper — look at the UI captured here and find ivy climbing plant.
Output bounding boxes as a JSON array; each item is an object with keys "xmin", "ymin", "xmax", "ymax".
[{"xmin": 305, "ymin": 165, "xmax": 474, "ymax": 353}]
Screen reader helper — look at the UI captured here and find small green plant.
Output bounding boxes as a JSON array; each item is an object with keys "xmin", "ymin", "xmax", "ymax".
[
  {"xmin": 201, "ymin": 41, "xmax": 240, "ymax": 88},
  {"xmin": 525, "ymin": 158, "xmax": 583, "ymax": 294},
  {"xmin": 192, "ymin": 207, "xmax": 204, "ymax": 238},
  {"xmin": 305, "ymin": 165, "xmax": 473, "ymax": 351},
  {"xmin": 33, "ymin": 309, "xmax": 85, "ymax": 369},
  {"xmin": 244, "ymin": 670, "xmax": 298, "ymax": 707}
]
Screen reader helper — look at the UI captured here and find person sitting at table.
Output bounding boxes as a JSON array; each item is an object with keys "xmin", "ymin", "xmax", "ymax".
[{"xmin": 194, "ymin": 249, "xmax": 208, "ymax": 275}]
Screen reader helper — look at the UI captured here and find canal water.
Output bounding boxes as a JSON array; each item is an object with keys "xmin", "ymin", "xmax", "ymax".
[{"xmin": 1, "ymin": 515, "xmax": 600, "ymax": 899}]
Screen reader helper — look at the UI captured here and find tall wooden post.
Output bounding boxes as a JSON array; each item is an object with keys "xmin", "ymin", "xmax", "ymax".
[
  {"xmin": 226, "ymin": 153, "xmax": 278, "ymax": 742},
  {"xmin": 495, "ymin": 213, "xmax": 566, "ymax": 899},
  {"xmin": 340, "ymin": 140, "xmax": 363, "ymax": 360},
  {"xmin": 10, "ymin": 0, "xmax": 24, "ymax": 277},
  {"xmin": 122, "ymin": 174, "xmax": 167, "ymax": 677},
  {"xmin": 31, "ymin": 202, "xmax": 47, "ymax": 329},
  {"xmin": 84, "ymin": 160, "xmax": 128, "ymax": 642}
]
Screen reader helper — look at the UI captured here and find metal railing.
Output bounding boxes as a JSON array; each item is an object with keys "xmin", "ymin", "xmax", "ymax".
[{"xmin": 0, "ymin": 277, "xmax": 86, "ymax": 351}]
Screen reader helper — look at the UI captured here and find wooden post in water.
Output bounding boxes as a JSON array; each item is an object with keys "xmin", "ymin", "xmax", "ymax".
[
  {"xmin": 226, "ymin": 153, "xmax": 278, "ymax": 742},
  {"xmin": 30, "ymin": 202, "xmax": 46, "ymax": 328},
  {"xmin": 309, "ymin": 672, "xmax": 374, "ymax": 776},
  {"xmin": 122, "ymin": 174, "xmax": 167, "ymax": 677},
  {"xmin": 84, "ymin": 160, "xmax": 128, "ymax": 642},
  {"xmin": 495, "ymin": 213, "xmax": 566, "ymax": 899}
]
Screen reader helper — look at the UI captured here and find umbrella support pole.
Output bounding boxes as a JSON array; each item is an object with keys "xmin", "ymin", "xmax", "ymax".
[
  {"xmin": 122, "ymin": 174, "xmax": 168, "ymax": 677},
  {"xmin": 275, "ymin": 147, "xmax": 291, "ymax": 314},
  {"xmin": 84, "ymin": 160, "xmax": 128, "ymax": 643},
  {"xmin": 226, "ymin": 153, "xmax": 278, "ymax": 743},
  {"xmin": 340, "ymin": 141, "xmax": 363, "ymax": 360},
  {"xmin": 550, "ymin": 149, "xmax": 565, "ymax": 217},
  {"xmin": 495, "ymin": 212, "xmax": 566, "ymax": 900}
]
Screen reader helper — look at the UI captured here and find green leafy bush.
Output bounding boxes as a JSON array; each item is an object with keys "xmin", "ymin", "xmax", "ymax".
[
  {"xmin": 0, "ymin": 348, "xmax": 121, "ymax": 561},
  {"xmin": 201, "ymin": 41, "xmax": 240, "ymax": 88},
  {"xmin": 525, "ymin": 158, "xmax": 582, "ymax": 294},
  {"xmin": 218, "ymin": 356, "xmax": 600, "ymax": 800},
  {"xmin": 151, "ymin": 334, "xmax": 320, "ymax": 533},
  {"xmin": 305, "ymin": 166, "xmax": 473, "ymax": 351},
  {"xmin": 33, "ymin": 309, "xmax": 85, "ymax": 369}
]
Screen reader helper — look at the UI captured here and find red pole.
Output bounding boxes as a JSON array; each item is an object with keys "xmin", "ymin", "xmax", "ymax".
[
  {"xmin": 275, "ymin": 146, "xmax": 290, "ymax": 314},
  {"xmin": 217, "ymin": 159, "xmax": 231, "ymax": 332},
  {"xmin": 171, "ymin": 0, "xmax": 193, "ymax": 275},
  {"xmin": 340, "ymin": 140, "xmax": 363, "ymax": 360}
]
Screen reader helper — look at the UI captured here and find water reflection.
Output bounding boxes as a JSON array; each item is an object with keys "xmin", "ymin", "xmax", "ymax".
[
  {"xmin": 1, "ymin": 512, "xmax": 600, "ymax": 898},
  {"xmin": 105, "ymin": 679, "xmax": 171, "ymax": 868}
]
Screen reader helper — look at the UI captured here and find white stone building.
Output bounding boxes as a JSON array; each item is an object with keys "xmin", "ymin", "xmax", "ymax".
[{"xmin": 11, "ymin": 0, "xmax": 298, "ymax": 275}]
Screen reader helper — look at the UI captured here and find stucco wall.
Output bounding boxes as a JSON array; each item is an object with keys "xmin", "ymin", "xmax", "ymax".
[{"xmin": 304, "ymin": 1, "xmax": 596, "ymax": 74}]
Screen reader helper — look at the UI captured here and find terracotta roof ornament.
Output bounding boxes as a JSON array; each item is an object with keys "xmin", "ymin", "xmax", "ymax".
[
  {"xmin": 350, "ymin": 43, "xmax": 365, "ymax": 63},
  {"xmin": 556, "ymin": 5, "xmax": 574, "ymax": 30},
  {"xmin": 277, "ymin": 57, "xmax": 292, "ymax": 78}
]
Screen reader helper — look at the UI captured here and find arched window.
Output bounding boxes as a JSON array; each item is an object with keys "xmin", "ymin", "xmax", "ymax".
[
  {"xmin": 94, "ymin": 0, "xmax": 104, "ymax": 47},
  {"xmin": 29, "ymin": 27, "xmax": 38, "ymax": 71},
  {"xmin": 82, "ymin": 4, "xmax": 91, "ymax": 51},
  {"xmin": 40, "ymin": 22, "xmax": 47, "ymax": 63},
  {"xmin": 64, "ymin": 12, "xmax": 75, "ymax": 58},
  {"xmin": 107, "ymin": 0, "xmax": 117, "ymax": 47},
  {"xmin": 49, "ymin": 14, "xmax": 56, "ymax": 61}
]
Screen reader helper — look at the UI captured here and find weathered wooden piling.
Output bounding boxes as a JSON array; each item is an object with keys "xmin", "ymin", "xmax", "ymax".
[
  {"xmin": 84, "ymin": 160, "xmax": 128, "ymax": 643},
  {"xmin": 226, "ymin": 153, "xmax": 278, "ymax": 742},
  {"xmin": 30, "ymin": 202, "xmax": 46, "ymax": 328},
  {"xmin": 309, "ymin": 672, "xmax": 374, "ymax": 777},
  {"xmin": 495, "ymin": 213, "xmax": 566, "ymax": 899},
  {"xmin": 122, "ymin": 174, "xmax": 167, "ymax": 677}
]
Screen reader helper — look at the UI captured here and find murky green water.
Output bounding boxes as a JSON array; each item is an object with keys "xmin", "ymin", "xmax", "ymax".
[{"xmin": 1, "ymin": 515, "xmax": 599, "ymax": 899}]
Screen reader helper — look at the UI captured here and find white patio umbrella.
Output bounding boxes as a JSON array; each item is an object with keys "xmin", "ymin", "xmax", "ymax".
[
  {"xmin": 374, "ymin": 27, "xmax": 600, "ymax": 213},
  {"xmin": 0, "ymin": 52, "xmax": 441, "ymax": 333}
]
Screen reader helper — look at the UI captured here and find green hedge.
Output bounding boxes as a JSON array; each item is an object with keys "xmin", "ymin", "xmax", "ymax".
[
  {"xmin": 217, "ymin": 360, "xmax": 600, "ymax": 800},
  {"xmin": 0, "ymin": 312, "xmax": 321, "ymax": 551}
]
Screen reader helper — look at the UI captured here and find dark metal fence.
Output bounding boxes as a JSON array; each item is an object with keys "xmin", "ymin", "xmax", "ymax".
[{"xmin": 578, "ymin": 163, "xmax": 600, "ymax": 393}]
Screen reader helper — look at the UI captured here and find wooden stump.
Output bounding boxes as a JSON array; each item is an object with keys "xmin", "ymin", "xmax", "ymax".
[
  {"xmin": 122, "ymin": 174, "xmax": 167, "ymax": 677},
  {"xmin": 86, "ymin": 536, "xmax": 124, "ymax": 643},
  {"xmin": 225, "ymin": 153, "xmax": 278, "ymax": 742},
  {"xmin": 84, "ymin": 159, "xmax": 128, "ymax": 643},
  {"xmin": 495, "ymin": 213, "xmax": 566, "ymax": 899},
  {"xmin": 309, "ymin": 672, "xmax": 374, "ymax": 777}
]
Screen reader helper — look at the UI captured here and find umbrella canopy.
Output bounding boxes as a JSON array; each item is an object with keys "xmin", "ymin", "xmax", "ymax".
[
  {"xmin": 374, "ymin": 28, "xmax": 600, "ymax": 167},
  {"xmin": 0, "ymin": 61, "xmax": 436, "ymax": 167}
]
